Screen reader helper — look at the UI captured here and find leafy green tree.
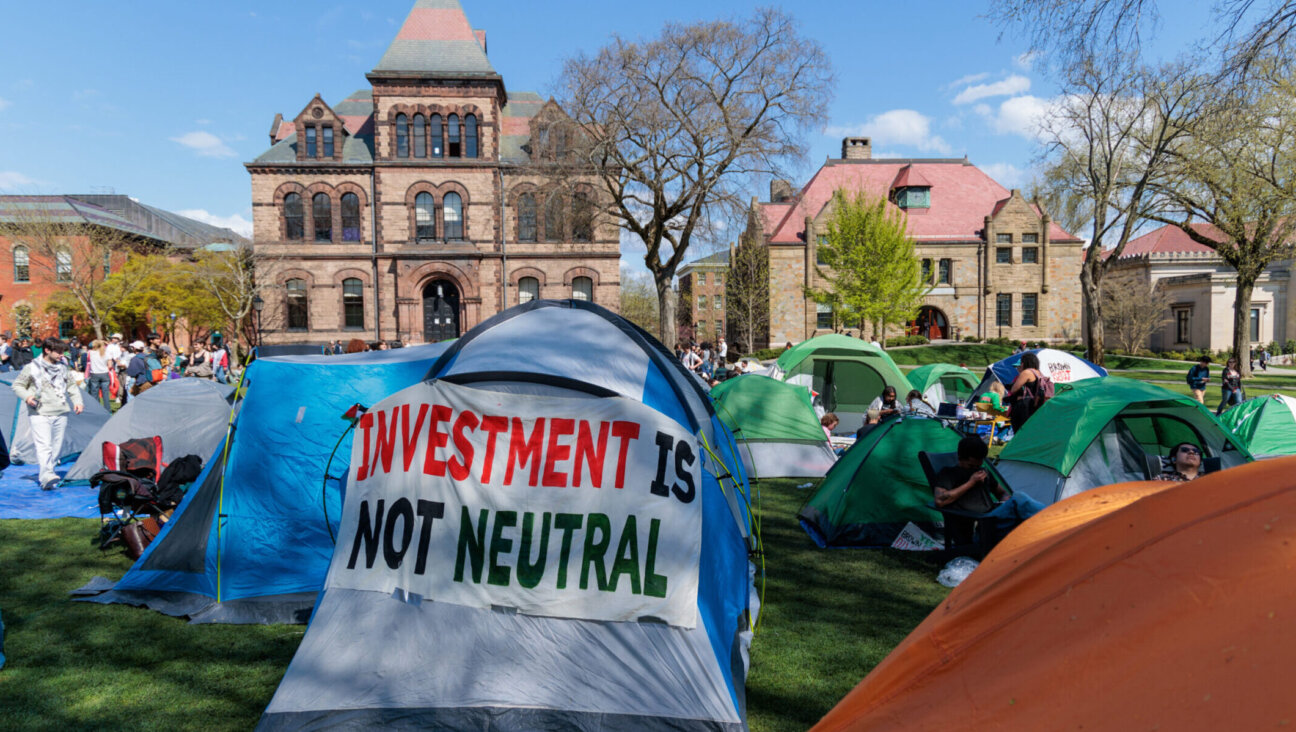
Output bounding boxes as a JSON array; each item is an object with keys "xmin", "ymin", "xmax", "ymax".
[{"xmin": 808, "ymin": 190, "xmax": 929, "ymax": 346}]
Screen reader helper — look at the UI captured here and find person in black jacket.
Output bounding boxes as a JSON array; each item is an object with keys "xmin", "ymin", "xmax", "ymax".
[{"xmin": 10, "ymin": 337, "xmax": 34, "ymax": 370}]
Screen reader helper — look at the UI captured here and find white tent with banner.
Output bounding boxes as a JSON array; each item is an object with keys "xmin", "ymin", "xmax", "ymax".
[
  {"xmin": 966, "ymin": 348, "xmax": 1108, "ymax": 405},
  {"xmin": 258, "ymin": 300, "xmax": 755, "ymax": 731}
]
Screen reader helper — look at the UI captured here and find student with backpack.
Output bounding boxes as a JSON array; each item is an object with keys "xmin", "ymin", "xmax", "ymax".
[{"xmin": 1007, "ymin": 351, "xmax": 1053, "ymax": 433}]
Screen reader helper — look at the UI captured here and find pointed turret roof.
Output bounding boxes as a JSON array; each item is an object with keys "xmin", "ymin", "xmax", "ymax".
[{"xmin": 371, "ymin": 0, "xmax": 498, "ymax": 79}]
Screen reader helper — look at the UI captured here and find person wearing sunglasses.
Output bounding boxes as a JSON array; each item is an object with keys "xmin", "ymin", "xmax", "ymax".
[{"xmin": 1157, "ymin": 442, "xmax": 1204, "ymax": 482}]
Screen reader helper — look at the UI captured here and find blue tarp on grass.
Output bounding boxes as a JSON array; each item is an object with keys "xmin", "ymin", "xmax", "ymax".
[{"xmin": 0, "ymin": 465, "xmax": 91, "ymax": 519}]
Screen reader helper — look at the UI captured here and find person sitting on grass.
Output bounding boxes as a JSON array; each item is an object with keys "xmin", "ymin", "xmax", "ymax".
[
  {"xmin": 934, "ymin": 437, "xmax": 1009, "ymax": 548},
  {"xmin": 867, "ymin": 386, "xmax": 902, "ymax": 424},
  {"xmin": 1156, "ymin": 442, "xmax": 1204, "ymax": 482}
]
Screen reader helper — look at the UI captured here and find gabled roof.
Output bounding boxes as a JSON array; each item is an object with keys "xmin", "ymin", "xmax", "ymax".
[
  {"xmin": 371, "ymin": 0, "xmax": 498, "ymax": 78},
  {"xmin": 759, "ymin": 159, "xmax": 1081, "ymax": 245},
  {"xmin": 499, "ymin": 91, "xmax": 546, "ymax": 163},
  {"xmin": 891, "ymin": 164, "xmax": 932, "ymax": 189},
  {"xmin": 1113, "ymin": 223, "xmax": 1220, "ymax": 259}
]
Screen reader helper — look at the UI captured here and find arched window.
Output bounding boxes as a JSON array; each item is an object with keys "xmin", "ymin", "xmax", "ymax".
[
  {"xmin": 443, "ymin": 192, "xmax": 464, "ymax": 240},
  {"xmin": 305, "ymin": 126, "xmax": 317, "ymax": 158},
  {"xmin": 313, "ymin": 193, "xmax": 332, "ymax": 242},
  {"xmin": 342, "ymin": 277, "xmax": 364, "ymax": 329},
  {"xmin": 517, "ymin": 193, "xmax": 537, "ymax": 242},
  {"xmin": 572, "ymin": 191, "xmax": 593, "ymax": 242},
  {"xmin": 430, "ymin": 113, "xmax": 443, "ymax": 157},
  {"xmin": 572, "ymin": 276, "xmax": 593, "ymax": 302},
  {"xmin": 56, "ymin": 249, "xmax": 72, "ymax": 283},
  {"xmin": 284, "ymin": 193, "xmax": 304, "ymax": 240},
  {"xmin": 465, "ymin": 114, "xmax": 478, "ymax": 158},
  {"xmin": 341, "ymin": 192, "xmax": 361, "ymax": 242},
  {"xmin": 286, "ymin": 279, "xmax": 308, "ymax": 330},
  {"xmin": 323, "ymin": 126, "xmax": 334, "ymax": 157},
  {"xmin": 13, "ymin": 245, "xmax": 28, "ymax": 283},
  {"xmin": 447, "ymin": 113, "xmax": 461, "ymax": 157},
  {"xmin": 415, "ymin": 192, "xmax": 436, "ymax": 240},
  {"xmin": 395, "ymin": 113, "xmax": 409, "ymax": 158},
  {"xmin": 518, "ymin": 276, "xmax": 539, "ymax": 304},
  {"xmin": 412, "ymin": 114, "xmax": 426, "ymax": 158},
  {"xmin": 545, "ymin": 193, "xmax": 564, "ymax": 241}
]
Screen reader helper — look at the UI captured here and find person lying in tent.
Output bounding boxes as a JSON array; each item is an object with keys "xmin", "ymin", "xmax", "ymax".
[
  {"xmin": 1156, "ymin": 442, "xmax": 1204, "ymax": 482},
  {"xmin": 866, "ymin": 386, "xmax": 902, "ymax": 424}
]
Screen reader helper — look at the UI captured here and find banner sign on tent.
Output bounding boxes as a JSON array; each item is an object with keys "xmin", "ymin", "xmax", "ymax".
[{"xmin": 330, "ymin": 379, "xmax": 703, "ymax": 628}]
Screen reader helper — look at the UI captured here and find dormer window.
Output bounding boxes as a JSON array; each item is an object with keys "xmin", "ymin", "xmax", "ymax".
[{"xmin": 895, "ymin": 186, "xmax": 930, "ymax": 209}]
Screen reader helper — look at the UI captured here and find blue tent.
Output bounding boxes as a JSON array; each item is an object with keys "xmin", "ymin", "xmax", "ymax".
[
  {"xmin": 77, "ymin": 343, "xmax": 450, "ymax": 624},
  {"xmin": 260, "ymin": 301, "xmax": 755, "ymax": 731}
]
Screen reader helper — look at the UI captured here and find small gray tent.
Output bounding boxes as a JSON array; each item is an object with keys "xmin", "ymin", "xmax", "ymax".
[
  {"xmin": 64, "ymin": 378, "xmax": 235, "ymax": 483},
  {"xmin": 0, "ymin": 372, "xmax": 111, "ymax": 467}
]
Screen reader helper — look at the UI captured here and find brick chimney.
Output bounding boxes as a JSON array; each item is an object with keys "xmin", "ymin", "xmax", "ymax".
[
  {"xmin": 770, "ymin": 179, "xmax": 793, "ymax": 202},
  {"xmin": 842, "ymin": 137, "xmax": 872, "ymax": 160}
]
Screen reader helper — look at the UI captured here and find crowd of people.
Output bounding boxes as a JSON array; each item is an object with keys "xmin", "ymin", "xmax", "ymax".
[
  {"xmin": 320, "ymin": 338, "xmax": 400, "ymax": 355},
  {"xmin": 674, "ymin": 337, "xmax": 761, "ymax": 386}
]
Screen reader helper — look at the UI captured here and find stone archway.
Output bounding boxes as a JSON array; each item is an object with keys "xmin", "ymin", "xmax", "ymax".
[
  {"xmin": 910, "ymin": 305, "xmax": 949, "ymax": 340},
  {"xmin": 422, "ymin": 279, "xmax": 461, "ymax": 342}
]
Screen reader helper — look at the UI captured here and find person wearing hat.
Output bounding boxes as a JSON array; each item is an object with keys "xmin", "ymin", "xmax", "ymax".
[
  {"xmin": 104, "ymin": 333, "xmax": 123, "ymax": 368},
  {"xmin": 125, "ymin": 340, "xmax": 154, "ymax": 397},
  {"xmin": 12, "ymin": 338, "xmax": 84, "ymax": 490}
]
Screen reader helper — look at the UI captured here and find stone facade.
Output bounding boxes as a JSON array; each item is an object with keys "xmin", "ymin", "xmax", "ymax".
[
  {"xmin": 677, "ymin": 250, "xmax": 729, "ymax": 344},
  {"xmin": 738, "ymin": 143, "xmax": 1084, "ymax": 348},
  {"xmin": 248, "ymin": 2, "xmax": 619, "ymax": 346}
]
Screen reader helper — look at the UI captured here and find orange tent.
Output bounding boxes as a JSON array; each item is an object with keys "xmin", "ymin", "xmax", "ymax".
[{"xmin": 812, "ymin": 459, "xmax": 1296, "ymax": 731}]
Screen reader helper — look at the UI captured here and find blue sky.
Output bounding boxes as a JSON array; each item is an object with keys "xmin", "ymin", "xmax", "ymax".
[{"xmin": 0, "ymin": 1, "xmax": 1211, "ymax": 272}]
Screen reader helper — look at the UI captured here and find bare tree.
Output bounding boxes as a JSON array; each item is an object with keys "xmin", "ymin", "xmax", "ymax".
[
  {"xmin": 619, "ymin": 268, "xmax": 661, "ymax": 335},
  {"xmin": 1038, "ymin": 55, "xmax": 1208, "ymax": 365},
  {"xmin": 1101, "ymin": 274, "xmax": 1172, "ymax": 354},
  {"xmin": 726, "ymin": 225, "xmax": 769, "ymax": 354},
  {"xmin": 1, "ymin": 201, "xmax": 159, "ymax": 339},
  {"xmin": 556, "ymin": 8, "xmax": 833, "ymax": 349},
  {"xmin": 1149, "ymin": 59, "xmax": 1296, "ymax": 376}
]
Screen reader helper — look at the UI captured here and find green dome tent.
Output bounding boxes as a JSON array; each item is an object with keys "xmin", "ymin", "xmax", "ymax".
[
  {"xmin": 1220, "ymin": 394, "xmax": 1296, "ymax": 458},
  {"xmin": 907, "ymin": 363, "xmax": 978, "ymax": 405},
  {"xmin": 798, "ymin": 416, "xmax": 963, "ymax": 547},
  {"xmin": 710, "ymin": 374, "xmax": 837, "ymax": 478},
  {"xmin": 769, "ymin": 335, "xmax": 910, "ymax": 435},
  {"xmin": 997, "ymin": 377, "xmax": 1252, "ymax": 506}
]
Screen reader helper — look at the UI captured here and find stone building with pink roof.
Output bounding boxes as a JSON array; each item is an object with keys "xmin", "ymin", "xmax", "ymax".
[
  {"xmin": 247, "ymin": 0, "xmax": 618, "ymax": 346},
  {"xmin": 732, "ymin": 137, "xmax": 1084, "ymax": 348}
]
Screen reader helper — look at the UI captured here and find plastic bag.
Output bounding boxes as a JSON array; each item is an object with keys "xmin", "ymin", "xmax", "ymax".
[{"xmin": 937, "ymin": 556, "xmax": 980, "ymax": 588}]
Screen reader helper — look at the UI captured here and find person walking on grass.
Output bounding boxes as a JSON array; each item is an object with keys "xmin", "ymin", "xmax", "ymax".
[
  {"xmin": 1216, "ymin": 356, "xmax": 1243, "ymax": 416},
  {"xmin": 1187, "ymin": 355, "xmax": 1211, "ymax": 405},
  {"xmin": 12, "ymin": 338, "xmax": 84, "ymax": 490}
]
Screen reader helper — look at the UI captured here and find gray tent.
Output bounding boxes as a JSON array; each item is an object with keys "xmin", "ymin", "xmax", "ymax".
[
  {"xmin": 0, "ymin": 372, "xmax": 111, "ymax": 467},
  {"xmin": 64, "ymin": 378, "xmax": 235, "ymax": 483}
]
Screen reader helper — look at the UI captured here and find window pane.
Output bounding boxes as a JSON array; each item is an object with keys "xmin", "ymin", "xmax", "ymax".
[
  {"xmin": 519, "ymin": 276, "xmax": 539, "ymax": 304},
  {"xmin": 412, "ymin": 114, "xmax": 426, "ymax": 158},
  {"xmin": 545, "ymin": 193, "xmax": 563, "ymax": 241},
  {"xmin": 714, "ymin": 294, "xmax": 722, "ymax": 310},
  {"xmin": 921, "ymin": 259, "xmax": 931, "ymax": 282},
  {"xmin": 285, "ymin": 193, "xmax": 304, "ymax": 240},
  {"xmin": 1022, "ymin": 232, "xmax": 1039, "ymax": 243},
  {"xmin": 697, "ymin": 295, "xmax": 707, "ymax": 311},
  {"xmin": 1022, "ymin": 294, "xmax": 1037, "ymax": 326},
  {"xmin": 396, "ymin": 114, "xmax": 409, "ymax": 158},
  {"xmin": 816, "ymin": 301, "xmax": 833, "ymax": 329},
  {"xmin": 817, "ymin": 235, "xmax": 828, "ymax": 266},
  {"xmin": 343, "ymin": 277, "xmax": 364, "ymax": 329},
  {"xmin": 1023, "ymin": 247, "xmax": 1038, "ymax": 263},
  {"xmin": 1251, "ymin": 308, "xmax": 1260, "ymax": 342},
  {"xmin": 699, "ymin": 272, "xmax": 707, "ymax": 286},
  {"xmin": 323, "ymin": 126, "xmax": 334, "ymax": 157},
  {"xmin": 443, "ymin": 192, "xmax": 463, "ymax": 239},
  {"xmin": 572, "ymin": 276, "xmax": 593, "ymax": 302},
  {"xmin": 996, "ymin": 247, "xmax": 1012, "ymax": 263},
  {"xmin": 56, "ymin": 249, "xmax": 71, "ymax": 282},
  {"xmin": 996, "ymin": 294, "xmax": 1012, "ymax": 326},
  {"xmin": 286, "ymin": 278, "xmax": 308, "ymax": 330},
  {"xmin": 341, "ymin": 193, "xmax": 361, "ymax": 241},
  {"xmin": 430, "ymin": 114, "xmax": 443, "ymax": 157},
  {"xmin": 13, "ymin": 245, "xmax": 28, "ymax": 283},
  {"xmin": 1177, "ymin": 309, "xmax": 1191, "ymax": 343},
  {"xmin": 518, "ymin": 194, "xmax": 537, "ymax": 241},
  {"xmin": 306, "ymin": 126, "xmax": 317, "ymax": 158},
  {"xmin": 465, "ymin": 114, "xmax": 478, "ymax": 158},
  {"xmin": 572, "ymin": 191, "xmax": 592, "ymax": 242},
  {"xmin": 996, "ymin": 233, "xmax": 1012, "ymax": 243},
  {"xmin": 447, "ymin": 113, "xmax": 460, "ymax": 157},
  {"xmin": 938, "ymin": 258, "xmax": 951, "ymax": 284},
  {"xmin": 313, "ymin": 193, "xmax": 332, "ymax": 242},
  {"xmin": 415, "ymin": 192, "xmax": 436, "ymax": 240}
]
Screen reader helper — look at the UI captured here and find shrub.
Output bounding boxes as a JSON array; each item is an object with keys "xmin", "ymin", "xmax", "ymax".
[
  {"xmin": 887, "ymin": 335, "xmax": 930, "ymax": 346},
  {"xmin": 746, "ymin": 348, "xmax": 783, "ymax": 361},
  {"xmin": 962, "ymin": 336, "xmax": 982, "ymax": 343},
  {"xmin": 985, "ymin": 337, "xmax": 1015, "ymax": 346},
  {"xmin": 1286, "ymin": 340, "xmax": 1296, "ymax": 355}
]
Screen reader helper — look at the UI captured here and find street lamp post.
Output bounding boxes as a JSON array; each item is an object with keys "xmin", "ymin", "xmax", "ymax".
[
  {"xmin": 252, "ymin": 295, "xmax": 264, "ymax": 348},
  {"xmin": 168, "ymin": 312, "xmax": 176, "ymax": 344}
]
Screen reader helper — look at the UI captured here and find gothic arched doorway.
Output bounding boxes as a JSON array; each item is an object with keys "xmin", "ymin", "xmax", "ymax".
[
  {"xmin": 423, "ymin": 279, "xmax": 460, "ymax": 342},
  {"xmin": 910, "ymin": 305, "xmax": 949, "ymax": 340}
]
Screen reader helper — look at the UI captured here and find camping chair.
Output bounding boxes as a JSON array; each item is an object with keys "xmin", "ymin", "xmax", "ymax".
[
  {"xmin": 918, "ymin": 450, "xmax": 1004, "ymax": 559},
  {"xmin": 971, "ymin": 402, "xmax": 1010, "ymax": 444},
  {"xmin": 1143, "ymin": 451, "xmax": 1222, "ymax": 480},
  {"xmin": 91, "ymin": 468, "xmax": 175, "ymax": 557}
]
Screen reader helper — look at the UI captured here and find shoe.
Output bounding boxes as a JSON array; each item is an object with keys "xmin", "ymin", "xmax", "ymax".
[{"xmin": 41, "ymin": 480, "xmax": 58, "ymax": 491}]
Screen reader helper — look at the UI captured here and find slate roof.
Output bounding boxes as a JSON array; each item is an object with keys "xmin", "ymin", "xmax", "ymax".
[
  {"xmin": 0, "ymin": 195, "xmax": 246, "ymax": 249},
  {"xmin": 1110, "ymin": 223, "xmax": 1221, "ymax": 260},
  {"xmin": 500, "ymin": 91, "xmax": 544, "ymax": 163},
  {"xmin": 760, "ymin": 158, "xmax": 1081, "ymax": 244},
  {"xmin": 371, "ymin": 0, "xmax": 497, "ymax": 78},
  {"xmin": 679, "ymin": 250, "xmax": 730, "ymax": 275}
]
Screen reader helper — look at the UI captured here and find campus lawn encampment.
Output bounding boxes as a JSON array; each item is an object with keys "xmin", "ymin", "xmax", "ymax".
[{"xmin": 0, "ymin": 481, "xmax": 950, "ymax": 732}]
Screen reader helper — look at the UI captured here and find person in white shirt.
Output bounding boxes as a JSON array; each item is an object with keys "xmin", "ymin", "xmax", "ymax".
[
  {"xmin": 0, "ymin": 333, "xmax": 11, "ymax": 373},
  {"xmin": 12, "ymin": 338, "xmax": 84, "ymax": 490},
  {"xmin": 85, "ymin": 339, "xmax": 114, "ymax": 411},
  {"xmin": 717, "ymin": 337, "xmax": 728, "ymax": 360},
  {"xmin": 104, "ymin": 333, "xmax": 123, "ymax": 366},
  {"xmin": 681, "ymin": 344, "xmax": 703, "ymax": 372}
]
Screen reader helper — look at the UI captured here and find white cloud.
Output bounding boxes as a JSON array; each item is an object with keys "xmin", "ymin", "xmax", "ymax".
[
  {"xmin": 945, "ymin": 72, "xmax": 989, "ymax": 90},
  {"xmin": 980, "ymin": 162, "xmax": 1027, "ymax": 188},
  {"xmin": 1013, "ymin": 51, "xmax": 1040, "ymax": 71},
  {"xmin": 826, "ymin": 109, "xmax": 951, "ymax": 154},
  {"xmin": 169, "ymin": 130, "xmax": 237, "ymax": 158},
  {"xmin": 0, "ymin": 171, "xmax": 38, "ymax": 190},
  {"xmin": 0, "ymin": 97, "xmax": 10, "ymax": 112},
  {"xmin": 985, "ymin": 95, "xmax": 1053, "ymax": 139},
  {"xmin": 176, "ymin": 209, "xmax": 253, "ymax": 238},
  {"xmin": 953, "ymin": 74, "xmax": 1031, "ymax": 104}
]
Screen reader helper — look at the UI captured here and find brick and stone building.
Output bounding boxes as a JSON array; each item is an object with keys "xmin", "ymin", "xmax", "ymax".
[
  {"xmin": 247, "ymin": 0, "xmax": 619, "ymax": 346},
  {"xmin": 677, "ymin": 250, "xmax": 729, "ymax": 344},
  {"xmin": 736, "ymin": 137, "xmax": 1084, "ymax": 348},
  {"xmin": 1105, "ymin": 223, "xmax": 1294, "ymax": 352}
]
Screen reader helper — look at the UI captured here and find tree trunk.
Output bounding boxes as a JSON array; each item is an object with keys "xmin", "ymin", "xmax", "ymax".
[
  {"xmin": 1080, "ymin": 258, "xmax": 1105, "ymax": 366},
  {"xmin": 656, "ymin": 278, "xmax": 677, "ymax": 350},
  {"xmin": 1233, "ymin": 277, "xmax": 1256, "ymax": 378}
]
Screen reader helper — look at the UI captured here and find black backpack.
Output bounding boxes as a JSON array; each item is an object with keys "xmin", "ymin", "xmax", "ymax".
[{"xmin": 157, "ymin": 454, "xmax": 204, "ymax": 501}]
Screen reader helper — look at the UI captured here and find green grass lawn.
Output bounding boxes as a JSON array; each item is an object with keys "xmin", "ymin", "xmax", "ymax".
[
  {"xmin": 886, "ymin": 343, "xmax": 1012, "ymax": 368},
  {"xmin": 0, "ymin": 482, "xmax": 950, "ymax": 731}
]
